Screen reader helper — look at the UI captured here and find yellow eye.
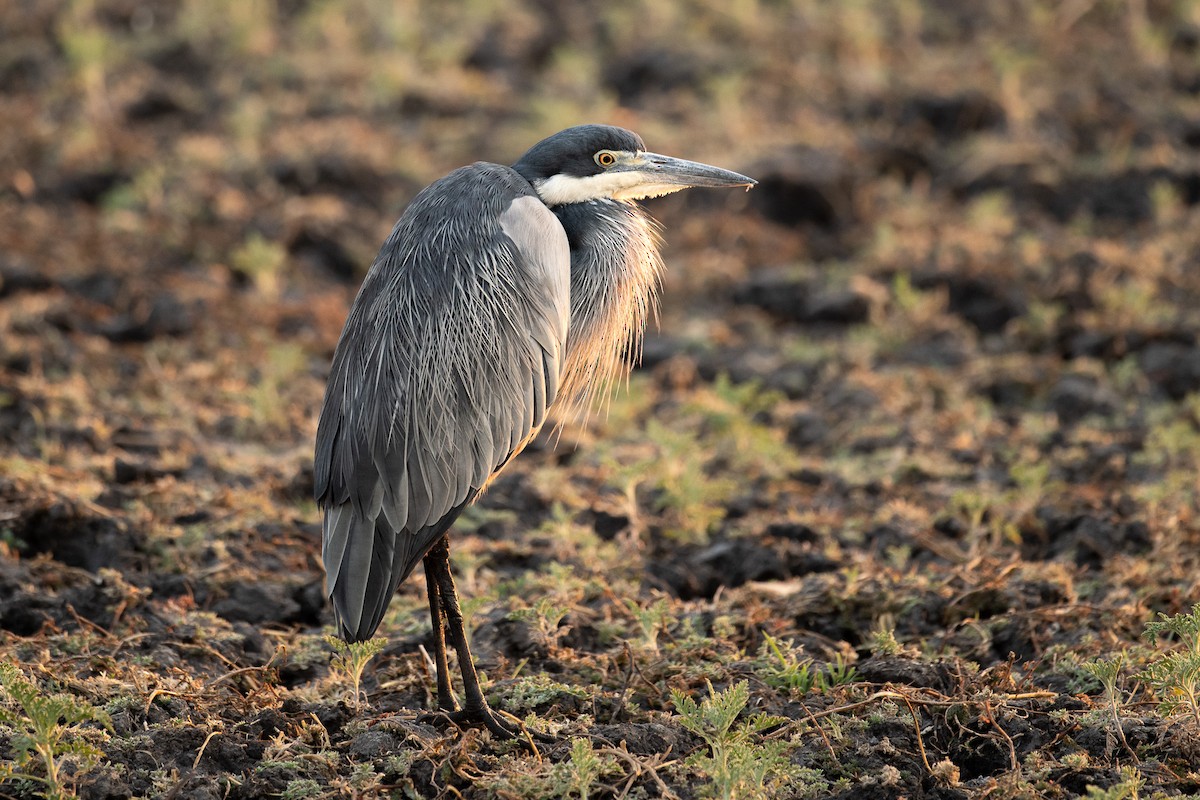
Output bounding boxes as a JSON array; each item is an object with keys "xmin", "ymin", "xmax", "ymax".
[{"xmin": 595, "ymin": 151, "xmax": 616, "ymax": 167}]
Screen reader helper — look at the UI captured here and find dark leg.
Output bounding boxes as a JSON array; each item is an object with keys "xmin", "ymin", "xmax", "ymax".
[
  {"xmin": 423, "ymin": 539, "xmax": 459, "ymax": 712},
  {"xmin": 424, "ymin": 537, "xmax": 536, "ymax": 741}
]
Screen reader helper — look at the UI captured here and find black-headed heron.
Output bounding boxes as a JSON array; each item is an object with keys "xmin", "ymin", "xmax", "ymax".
[{"xmin": 315, "ymin": 125, "xmax": 755, "ymax": 737}]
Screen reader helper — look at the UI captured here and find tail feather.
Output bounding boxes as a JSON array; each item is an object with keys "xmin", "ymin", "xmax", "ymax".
[
  {"xmin": 321, "ymin": 505, "xmax": 354, "ymax": 595},
  {"xmin": 356, "ymin": 521, "xmax": 398, "ymax": 638},
  {"xmin": 329, "ymin": 509, "xmax": 376, "ymax": 640},
  {"xmin": 323, "ymin": 488, "xmax": 482, "ymax": 642}
]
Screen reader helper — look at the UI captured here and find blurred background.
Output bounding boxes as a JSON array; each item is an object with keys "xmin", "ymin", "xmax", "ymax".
[
  {"xmin": 3, "ymin": 1, "xmax": 1200, "ymax": 795},
  {"xmin": 5, "ymin": 0, "xmax": 1200, "ymax": 541}
]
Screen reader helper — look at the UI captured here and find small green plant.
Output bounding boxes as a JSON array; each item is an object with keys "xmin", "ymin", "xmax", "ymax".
[
  {"xmin": 626, "ymin": 597, "xmax": 673, "ymax": 652},
  {"xmin": 823, "ymin": 654, "xmax": 857, "ymax": 688},
  {"xmin": 890, "ymin": 271, "xmax": 947, "ymax": 329},
  {"xmin": 1139, "ymin": 604, "xmax": 1200, "ymax": 727},
  {"xmin": 756, "ymin": 634, "xmax": 857, "ymax": 694},
  {"xmin": 246, "ymin": 342, "xmax": 307, "ymax": 434},
  {"xmin": 346, "ymin": 761, "xmax": 383, "ymax": 794},
  {"xmin": 488, "ymin": 737, "xmax": 619, "ymax": 799},
  {"xmin": 509, "ymin": 598, "xmax": 572, "ymax": 650},
  {"xmin": 281, "ymin": 778, "xmax": 322, "ymax": 799},
  {"xmin": 1085, "ymin": 766, "xmax": 1144, "ymax": 800},
  {"xmin": 1082, "ymin": 654, "xmax": 1133, "ymax": 752},
  {"xmin": 57, "ymin": 0, "xmax": 123, "ymax": 116},
  {"xmin": 638, "ymin": 419, "xmax": 737, "ymax": 543},
  {"xmin": 0, "ymin": 661, "xmax": 112, "ymax": 800},
  {"xmin": 589, "ymin": 374, "xmax": 799, "ymax": 545},
  {"xmin": 325, "ymin": 635, "xmax": 387, "ymax": 711},
  {"xmin": 671, "ymin": 680, "xmax": 818, "ymax": 800},
  {"xmin": 689, "ymin": 375, "xmax": 799, "ymax": 480},
  {"xmin": 869, "ymin": 622, "xmax": 901, "ymax": 656},
  {"xmin": 231, "ymin": 232, "xmax": 288, "ymax": 295},
  {"xmin": 758, "ymin": 634, "xmax": 818, "ymax": 693},
  {"xmin": 496, "ymin": 674, "xmax": 588, "ymax": 716},
  {"xmin": 552, "ymin": 738, "xmax": 620, "ymax": 800}
]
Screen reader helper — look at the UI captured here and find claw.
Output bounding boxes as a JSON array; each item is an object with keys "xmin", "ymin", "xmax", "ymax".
[{"xmin": 422, "ymin": 703, "xmax": 555, "ymax": 747}]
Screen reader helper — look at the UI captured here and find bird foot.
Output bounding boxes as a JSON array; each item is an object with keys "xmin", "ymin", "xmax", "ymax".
[{"xmin": 421, "ymin": 703, "xmax": 554, "ymax": 745}]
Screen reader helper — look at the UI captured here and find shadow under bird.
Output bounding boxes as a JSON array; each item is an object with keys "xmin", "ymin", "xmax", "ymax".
[{"xmin": 315, "ymin": 124, "xmax": 755, "ymax": 738}]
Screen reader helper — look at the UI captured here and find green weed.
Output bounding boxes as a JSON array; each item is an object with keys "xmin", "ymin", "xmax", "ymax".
[
  {"xmin": 869, "ymin": 621, "xmax": 901, "ymax": 656},
  {"xmin": 1139, "ymin": 605, "xmax": 1200, "ymax": 727},
  {"xmin": 509, "ymin": 598, "xmax": 572, "ymax": 650},
  {"xmin": 178, "ymin": 0, "xmax": 279, "ymax": 59},
  {"xmin": 345, "ymin": 761, "xmax": 383, "ymax": 794},
  {"xmin": 495, "ymin": 674, "xmax": 588, "ymax": 717},
  {"xmin": 638, "ymin": 418, "xmax": 737, "ymax": 543},
  {"xmin": 966, "ymin": 191, "xmax": 1016, "ymax": 237},
  {"xmin": 281, "ymin": 778, "xmax": 322, "ymax": 799},
  {"xmin": 625, "ymin": 597, "xmax": 673, "ymax": 653},
  {"xmin": 891, "ymin": 271, "xmax": 946, "ymax": 324},
  {"xmin": 1084, "ymin": 766, "xmax": 1144, "ymax": 800},
  {"xmin": 457, "ymin": 594, "xmax": 490, "ymax": 643},
  {"xmin": 325, "ymin": 635, "xmax": 387, "ymax": 711},
  {"xmin": 595, "ymin": 374, "xmax": 797, "ymax": 544},
  {"xmin": 756, "ymin": 634, "xmax": 857, "ymax": 695},
  {"xmin": 57, "ymin": 0, "xmax": 123, "ymax": 119},
  {"xmin": 231, "ymin": 232, "xmax": 288, "ymax": 296},
  {"xmin": 1082, "ymin": 655, "xmax": 1133, "ymax": 753},
  {"xmin": 455, "ymin": 504, "xmax": 519, "ymax": 538},
  {"xmin": 671, "ymin": 680, "xmax": 822, "ymax": 800},
  {"xmin": 487, "ymin": 738, "xmax": 619, "ymax": 800},
  {"xmin": 0, "ymin": 661, "xmax": 112, "ymax": 800},
  {"xmin": 948, "ymin": 451, "xmax": 1059, "ymax": 556},
  {"xmin": 555, "ymin": 738, "xmax": 620, "ymax": 800},
  {"xmin": 688, "ymin": 375, "xmax": 797, "ymax": 480},
  {"xmin": 245, "ymin": 342, "xmax": 308, "ymax": 435},
  {"xmin": 824, "ymin": 654, "xmax": 858, "ymax": 689}
]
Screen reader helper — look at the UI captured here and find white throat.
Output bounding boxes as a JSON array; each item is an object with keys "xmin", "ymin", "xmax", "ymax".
[{"xmin": 534, "ymin": 172, "xmax": 686, "ymax": 206}]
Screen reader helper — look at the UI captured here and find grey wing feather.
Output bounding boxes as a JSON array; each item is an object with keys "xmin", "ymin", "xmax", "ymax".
[{"xmin": 315, "ymin": 164, "xmax": 570, "ymax": 641}]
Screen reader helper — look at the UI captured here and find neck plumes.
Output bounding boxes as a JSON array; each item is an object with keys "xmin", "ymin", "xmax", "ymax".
[{"xmin": 551, "ymin": 199, "xmax": 663, "ymax": 422}]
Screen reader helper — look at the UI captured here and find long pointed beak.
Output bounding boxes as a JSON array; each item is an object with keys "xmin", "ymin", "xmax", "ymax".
[{"xmin": 625, "ymin": 151, "xmax": 757, "ymax": 190}]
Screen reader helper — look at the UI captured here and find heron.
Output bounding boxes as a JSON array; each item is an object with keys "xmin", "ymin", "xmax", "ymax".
[{"xmin": 315, "ymin": 124, "xmax": 755, "ymax": 738}]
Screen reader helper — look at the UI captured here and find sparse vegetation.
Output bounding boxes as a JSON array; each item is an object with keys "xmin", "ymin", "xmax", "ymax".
[{"xmin": 2, "ymin": 0, "xmax": 1200, "ymax": 796}]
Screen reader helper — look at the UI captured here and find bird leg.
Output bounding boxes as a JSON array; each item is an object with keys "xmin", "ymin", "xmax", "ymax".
[
  {"xmin": 423, "ymin": 541, "xmax": 459, "ymax": 712},
  {"xmin": 423, "ymin": 536, "xmax": 530, "ymax": 741}
]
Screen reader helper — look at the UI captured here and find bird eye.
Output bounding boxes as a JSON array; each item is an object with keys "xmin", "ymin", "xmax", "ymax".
[{"xmin": 595, "ymin": 151, "xmax": 616, "ymax": 167}]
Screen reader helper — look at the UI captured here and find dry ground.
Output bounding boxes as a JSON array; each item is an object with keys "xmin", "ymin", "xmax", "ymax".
[{"xmin": 3, "ymin": 1, "xmax": 1200, "ymax": 798}]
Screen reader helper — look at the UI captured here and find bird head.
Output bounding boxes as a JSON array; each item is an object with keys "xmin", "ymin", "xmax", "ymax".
[{"xmin": 513, "ymin": 124, "xmax": 756, "ymax": 207}]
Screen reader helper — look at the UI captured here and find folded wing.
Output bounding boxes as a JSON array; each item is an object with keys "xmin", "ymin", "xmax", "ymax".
[{"xmin": 315, "ymin": 164, "xmax": 571, "ymax": 641}]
